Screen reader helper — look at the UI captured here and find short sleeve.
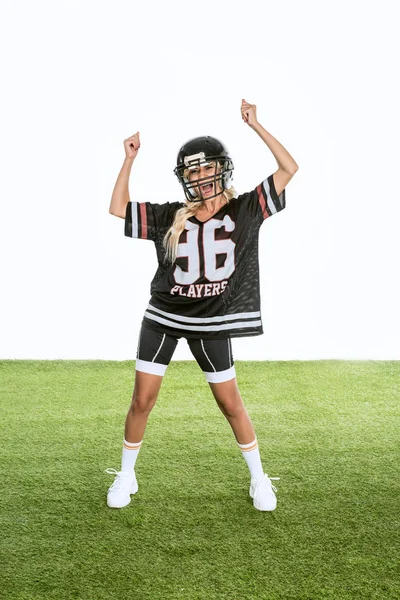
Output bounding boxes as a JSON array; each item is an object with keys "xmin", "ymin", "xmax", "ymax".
[
  {"xmin": 124, "ymin": 201, "xmax": 179, "ymax": 241},
  {"xmin": 240, "ymin": 173, "xmax": 286, "ymax": 221}
]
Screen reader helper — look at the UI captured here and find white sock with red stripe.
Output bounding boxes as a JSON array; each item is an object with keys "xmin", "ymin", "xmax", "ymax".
[
  {"xmin": 238, "ymin": 438, "xmax": 264, "ymax": 482},
  {"xmin": 121, "ymin": 438, "xmax": 143, "ymax": 472}
]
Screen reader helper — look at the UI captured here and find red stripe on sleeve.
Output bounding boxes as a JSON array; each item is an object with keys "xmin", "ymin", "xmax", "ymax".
[
  {"xmin": 257, "ymin": 184, "xmax": 268, "ymax": 219},
  {"xmin": 140, "ymin": 203, "xmax": 147, "ymax": 239}
]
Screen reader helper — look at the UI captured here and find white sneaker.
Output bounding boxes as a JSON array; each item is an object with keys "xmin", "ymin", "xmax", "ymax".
[
  {"xmin": 249, "ymin": 474, "xmax": 280, "ymax": 511},
  {"xmin": 105, "ymin": 468, "xmax": 138, "ymax": 508}
]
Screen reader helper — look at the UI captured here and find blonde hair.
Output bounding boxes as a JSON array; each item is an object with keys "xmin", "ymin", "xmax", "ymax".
[{"xmin": 163, "ymin": 163, "xmax": 237, "ymax": 264}]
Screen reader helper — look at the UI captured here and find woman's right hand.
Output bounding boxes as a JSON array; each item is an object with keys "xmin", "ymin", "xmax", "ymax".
[{"xmin": 124, "ymin": 132, "xmax": 141, "ymax": 160}]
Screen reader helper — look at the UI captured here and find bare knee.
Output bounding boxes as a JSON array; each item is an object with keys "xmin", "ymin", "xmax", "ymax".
[
  {"xmin": 128, "ymin": 371, "xmax": 163, "ymax": 417},
  {"xmin": 216, "ymin": 393, "xmax": 246, "ymax": 419},
  {"xmin": 129, "ymin": 392, "xmax": 158, "ymax": 416}
]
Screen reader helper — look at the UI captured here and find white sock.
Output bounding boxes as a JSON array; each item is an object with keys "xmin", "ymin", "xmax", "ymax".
[
  {"xmin": 121, "ymin": 438, "xmax": 143, "ymax": 472},
  {"xmin": 238, "ymin": 438, "xmax": 264, "ymax": 481}
]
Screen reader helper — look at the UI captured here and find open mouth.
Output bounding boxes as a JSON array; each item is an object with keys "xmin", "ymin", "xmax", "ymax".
[{"xmin": 200, "ymin": 183, "xmax": 213, "ymax": 195}]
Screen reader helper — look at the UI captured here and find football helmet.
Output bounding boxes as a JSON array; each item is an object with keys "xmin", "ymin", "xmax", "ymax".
[{"xmin": 173, "ymin": 136, "xmax": 234, "ymax": 203}]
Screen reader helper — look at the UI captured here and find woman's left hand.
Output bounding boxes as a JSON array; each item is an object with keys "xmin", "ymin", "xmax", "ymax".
[{"xmin": 241, "ymin": 99, "xmax": 258, "ymax": 127}]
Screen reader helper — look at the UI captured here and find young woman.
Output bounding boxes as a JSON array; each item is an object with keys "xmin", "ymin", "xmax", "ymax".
[{"xmin": 107, "ymin": 99, "xmax": 298, "ymax": 511}]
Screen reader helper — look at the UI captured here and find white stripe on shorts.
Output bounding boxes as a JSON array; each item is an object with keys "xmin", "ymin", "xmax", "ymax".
[
  {"xmin": 136, "ymin": 359, "xmax": 167, "ymax": 376},
  {"xmin": 200, "ymin": 339, "xmax": 216, "ymax": 372},
  {"xmin": 152, "ymin": 333, "xmax": 166, "ymax": 362},
  {"xmin": 204, "ymin": 365, "xmax": 236, "ymax": 383}
]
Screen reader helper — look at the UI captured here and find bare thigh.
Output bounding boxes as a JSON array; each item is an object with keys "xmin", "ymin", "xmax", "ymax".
[
  {"xmin": 130, "ymin": 369, "xmax": 164, "ymax": 411},
  {"xmin": 208, "ymin": 377, "xmax": 244, "ymax": 417}
]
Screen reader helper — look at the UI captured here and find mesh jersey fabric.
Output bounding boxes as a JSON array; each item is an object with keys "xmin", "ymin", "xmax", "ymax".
[{"xmin": 124, "ymin": 173, "xmax": 286, "ymax": 339}]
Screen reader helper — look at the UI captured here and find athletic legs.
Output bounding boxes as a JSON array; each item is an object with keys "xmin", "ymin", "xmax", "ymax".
[
  {"xmin": 187, "ymin": 335, "xmax": 268, "ymax": 487},
  {"xmin": 106, "ymin": 324, "xmax": 179, "ymax": 508},
  {"xmin": 187, "ymin": 335, "xmax": 257, "ymax": 444},
  {"xmin": 124, "ymin": 370, "xmax": 164, "ymax": 443},
  {"xmin": 125, "ymin": 323, "xmax": 180, "ymax": 443},
  {"xmin": 208, "ymin": 377, "xmax": 256, "ymax": 445},
  {"xmin": 107, "ymin": 326, "xmax": 277, "ymax": 510}
]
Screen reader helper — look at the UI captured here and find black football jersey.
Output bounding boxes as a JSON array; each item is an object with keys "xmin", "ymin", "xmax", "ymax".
[{"xmin": 124, "ymin": 173, "xmax": 286, "ymax": 339}]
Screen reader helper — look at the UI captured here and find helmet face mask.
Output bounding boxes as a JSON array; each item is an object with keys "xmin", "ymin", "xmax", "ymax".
[
  {"xmin": 173, "ymin": 137, "xmax": 234, "ymax": 203},
  {"xmin": 186, "ymin": 158, "xmax": 222, "ymax": 201}
]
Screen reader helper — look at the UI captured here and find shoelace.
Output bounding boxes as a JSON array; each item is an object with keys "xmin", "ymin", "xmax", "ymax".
[
  {"xmin": 105, "ymin": 468, "xmax": 131, "ymax": 491},
  {"xmin": 257, "ymin": 475, "xmax": 280, "ymax": 494}
]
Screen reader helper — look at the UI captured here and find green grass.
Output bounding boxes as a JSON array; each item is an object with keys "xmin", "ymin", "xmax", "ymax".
[{"xmin": 1, "ymin": 360, "xmax": 399, "ymax": 600}]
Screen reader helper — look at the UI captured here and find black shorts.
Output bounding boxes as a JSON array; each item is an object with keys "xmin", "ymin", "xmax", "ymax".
[{"xmin": 136, "ymin": 322, "xmax": 236, "ymax": 383}]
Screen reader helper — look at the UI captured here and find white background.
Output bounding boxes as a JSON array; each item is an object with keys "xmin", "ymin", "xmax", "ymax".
[{"xmin": 1, "ymin": 0, "xmax": 399, "ymax": 361}]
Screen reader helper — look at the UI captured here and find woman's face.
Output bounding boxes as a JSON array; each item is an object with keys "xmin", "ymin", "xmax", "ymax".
[{"xmin": 188, "ymin": 161, "xmax": 223, "ymax": 199}]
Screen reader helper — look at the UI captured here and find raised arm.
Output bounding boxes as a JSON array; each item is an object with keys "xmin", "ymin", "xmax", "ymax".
[
  {"xmin": 109, "ymin": 132, "xmax": 141, "ymax": 219},
  {"xmin": 241, "ymin": 99, "xmax": 299, "ymax": 196}
]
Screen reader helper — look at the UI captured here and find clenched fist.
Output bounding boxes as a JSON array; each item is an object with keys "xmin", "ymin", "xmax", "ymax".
[
  {"xmin": 124, "ymin": 132, "xmax": 141, "ymax": 160},
  {"xmin": 241, "ymin": 99, "xmax": 258, "ymax": 128}
]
